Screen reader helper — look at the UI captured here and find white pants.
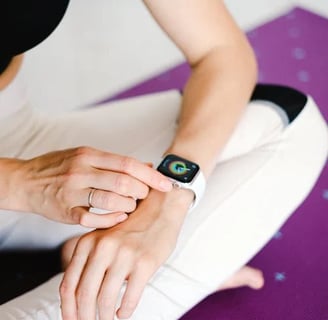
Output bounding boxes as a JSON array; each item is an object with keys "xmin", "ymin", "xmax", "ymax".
[{"xmin": 0, "ymin": 89, "xmax": 327, "ymax": 319}]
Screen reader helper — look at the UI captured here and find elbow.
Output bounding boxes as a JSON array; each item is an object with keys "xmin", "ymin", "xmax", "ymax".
[
  {"xmin": 232, "ymin": 38, "xmax": 258, "ymax": 99},
  {"xmin": 189, "ymin": 39, "xmax": 258, "ymax": 91}
]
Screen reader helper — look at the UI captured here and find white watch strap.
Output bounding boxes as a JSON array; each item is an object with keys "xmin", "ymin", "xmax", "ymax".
[{"xmin": 188, "ymin": 170, "xmax": 206, "ymax": 211}]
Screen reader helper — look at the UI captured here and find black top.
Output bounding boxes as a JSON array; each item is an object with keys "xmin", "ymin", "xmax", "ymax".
[{"xmin": 0, "ymin": 0, "xmax": 70, "ymax": 73}]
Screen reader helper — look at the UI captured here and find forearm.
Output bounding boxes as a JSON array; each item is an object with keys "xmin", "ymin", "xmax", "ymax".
[
  {"xmin": 0, "ymin": 55, "xmax": 23, "ymax": 90},
  {"xmin": 166, "ymin": 42, "xmax": 257, "ymax": 177},
  {"xmin": 0, "ymin": 158, "xmax": 27, "ymax": 211}
]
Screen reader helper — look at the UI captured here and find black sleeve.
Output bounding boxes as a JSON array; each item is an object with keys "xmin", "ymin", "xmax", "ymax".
[{"xmin": 0, "ymin": 0, "xmax": 70, "ymax": 74}]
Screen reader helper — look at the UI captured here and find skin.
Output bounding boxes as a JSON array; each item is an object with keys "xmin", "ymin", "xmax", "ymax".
[
  {"xmin": 0, "ymin": 149, "xmax": 173, "ymax": 228},
  {"xmin": 0, "ymin": 54, "xmax": 23, "ymax": 90},
  {"xmin": 59, "ymin": 190, "xmax": 264, "ymax": 320},
  {"xmin": 1, "ymin": 59, "xmax": 173, "ymax": 228},
  {"xmin": 0, "ymin": 0, "xmax": 259, "ymax": 319},
  {"xmin": 59, "ymin": 1, "xmax": 258, "ymax": 319}
]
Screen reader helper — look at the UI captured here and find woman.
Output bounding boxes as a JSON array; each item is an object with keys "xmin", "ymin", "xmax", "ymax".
[{"xmin": 0, "ymin": 1, "xmax": 327, "ymax": 319}]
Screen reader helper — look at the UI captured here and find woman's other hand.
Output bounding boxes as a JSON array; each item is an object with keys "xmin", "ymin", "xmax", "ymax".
[
  {"xmin": 1, "ymin": 147, "xmax": 172, "ymax": 228},
  {"xmin": 60, "ymin": 188, "xmax": 193, "ymax": 320}
]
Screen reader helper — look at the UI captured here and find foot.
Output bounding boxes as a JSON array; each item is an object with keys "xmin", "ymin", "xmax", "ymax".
[{"xmin": 218, "ymin": 266, "xmax": 264, "ymax": 291}]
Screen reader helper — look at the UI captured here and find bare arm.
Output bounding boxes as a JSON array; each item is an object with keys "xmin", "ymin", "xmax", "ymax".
[
  {"xmin": 59, "ymin": 3, "xmax": 259, "ymax": 319},
  {"xmin": 0, "ymin": 55, "xmax": 23, "ymax": 90},
  {"xmin": 144, "ymin": 0, "xmax": 257, "ymax": 177}
]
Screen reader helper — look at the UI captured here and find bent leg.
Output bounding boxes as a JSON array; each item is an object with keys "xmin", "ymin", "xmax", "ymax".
[
  {"xmin": 130, "ymin": 95, "xmax": 328, "ymax": 319},
  {"xmin": 1, "ymin": 89, "xmax": 327, "ymax": 319}
]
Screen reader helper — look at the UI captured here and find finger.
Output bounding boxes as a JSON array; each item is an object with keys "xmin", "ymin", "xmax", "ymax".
[
  {"xmin": 90, "ymin": 153, "xmax": 172, "ymax": 192},
  {"xmin": 116, "ymin": 268, "xmax": 151, "ymax": 319},
  {"xmin": 89, "ymin": 171, "xmax": 149, "ymax": 200},
  {"xmin": 85, "ymin": 188, "xmax": 137, "ymax": 212},
  {"xmin": 71, "ymin": 207, "xmax": 128, "ymax": 228},
  {"xmin": 60, "ymin": 240, "xmax": 91, "ymax": 320},
  {"xmin": 98, "ymin": 260, "xmax": 132, "ymax": 320},
  {"xmin": 76, "ymin": 250, "xmax": 114, "ymax": 320}
]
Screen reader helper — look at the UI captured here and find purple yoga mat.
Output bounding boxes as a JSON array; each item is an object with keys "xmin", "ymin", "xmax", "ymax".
[{"xmin": 99, "ymin": 7, "xmax": 328, "ymax": 320}]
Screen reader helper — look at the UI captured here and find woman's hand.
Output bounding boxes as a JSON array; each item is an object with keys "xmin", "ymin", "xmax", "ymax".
[
  {"xmin": 3, "ymin": 147, "xmax": 172, "ymax": 228},
  {"xmin": 60, "ymin": 188, "xmax": 193, "ymax": 320}
]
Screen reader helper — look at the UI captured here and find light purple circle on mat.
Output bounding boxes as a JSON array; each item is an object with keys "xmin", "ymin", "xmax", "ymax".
[
  {"xmin": 297, "ymin": 70, "xmax": 310, "ymax": 82},
  {"xmin": 322, "ymin": 189, "xmax": 328, "ymax": 200},
  {"xmin": 273, "ymin": 230, "xmax": 283, "ymax": 239},
  {"xmin": 274, "ymin": 272, "xmax": 286, "ymax": 282},
  {"xmin": 286, "ymin": 11, "xmax": 296, "ymax": 20},
  {"xmin": 288, "ymin": 27, "xmax": 301, "ymax": 38},
  {"xmin": 292, "ymin": 47, "xmax": 306, "ymax": 60}
]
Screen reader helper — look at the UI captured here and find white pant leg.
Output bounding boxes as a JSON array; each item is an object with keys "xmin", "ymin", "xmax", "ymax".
[
  {"xmin": 119, "ymin": 94, "xmax": 328, "ymax": 319},
  {"xmin": 0, "ymin": 90, "xmax": 327, "ymax": 319}
]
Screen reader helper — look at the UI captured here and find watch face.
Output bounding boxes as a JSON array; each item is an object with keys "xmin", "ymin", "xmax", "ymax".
[{"xmin": 157, "ymin": 154, "xmax": 200, "ymax": 183}]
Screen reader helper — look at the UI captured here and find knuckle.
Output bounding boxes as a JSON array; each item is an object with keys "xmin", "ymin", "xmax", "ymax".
[
  {"xmin": 59, "ymin": 280, "xmax": 73, "ymax": 298},
  {"xmin": 97, "ymin": 294, "xmax": 113, "ymax": 308},
  {"xmin": 126, "ymin": 198, "xmax": 137, "ymax": 212},
  {"xmin": 75, "ymin": 235, "xmax": 93, "ymax": 253},
  {"xmin": 74, "ymin": 146, "xmax": 92, "ymax": 158},
  {"xmin": 138, "ymin": 185, "xmax": 149, "ymax": 199},
  {"xmin": 71, "ymin": 146, "xmax": 93, "ymax": 166},
  {"xmin": 76, "ymin": 287, "xmax": 91, "ymax": 304},
  {"xmin": 115, "ymin": 175, "xmax": 130, "ymax": 195},
  {"xmin": 119, "ymin": 244, "xmax": 136, "ymax": 260},
  {"xmin": 61, "ymin": 188, "xmax": 74, "ymax": 205},
  {"xmin": 62, "ymin": 168, "xmax": 84, "ymax": 187},
  {"xmin": 120, "ymin": 156, "xmax": 136, "ymax": 173},
  {"xmin": 94, "ymin": 237, "xmax": 113, "ymax": 255}
]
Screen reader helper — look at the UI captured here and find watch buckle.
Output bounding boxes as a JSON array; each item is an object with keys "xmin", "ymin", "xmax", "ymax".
[{"xmin": 172, "ymin": 181, "xmax": 181, "ymax": 189}]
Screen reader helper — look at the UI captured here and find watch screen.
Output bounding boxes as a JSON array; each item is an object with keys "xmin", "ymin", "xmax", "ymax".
[{"xmin": 157, "ymin": 154, "xmax": 199, "ymax": 183}]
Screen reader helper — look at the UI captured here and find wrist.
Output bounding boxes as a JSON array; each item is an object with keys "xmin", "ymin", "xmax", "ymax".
[
  {"xmin": 0, "ymin": 158, "xmax": 29, "ymax": 211},
  {"xmin": 144, "ymin": 188, "xmax": 194, "ymax": 225},
  {"xmin": 160, "ymin": 188, "xmax": 195, "ymax": 231},
  {"xmin": 162, "ymin": 187, "xmax": 194, "ymax": 210}
]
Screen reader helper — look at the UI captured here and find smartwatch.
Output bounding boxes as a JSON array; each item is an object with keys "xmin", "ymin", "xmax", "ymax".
[{"xmin": 156, "ymin": 154, "xmax": 206, "ymax": 210}]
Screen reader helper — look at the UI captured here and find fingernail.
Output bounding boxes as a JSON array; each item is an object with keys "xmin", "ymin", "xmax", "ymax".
[
  {"xmin": 117, "ymin": 213, "xmax": 128, "ymax": 223},
  {"xmin": 159, "ymin": 179, "xmax": 173, "ymax": 191}
]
